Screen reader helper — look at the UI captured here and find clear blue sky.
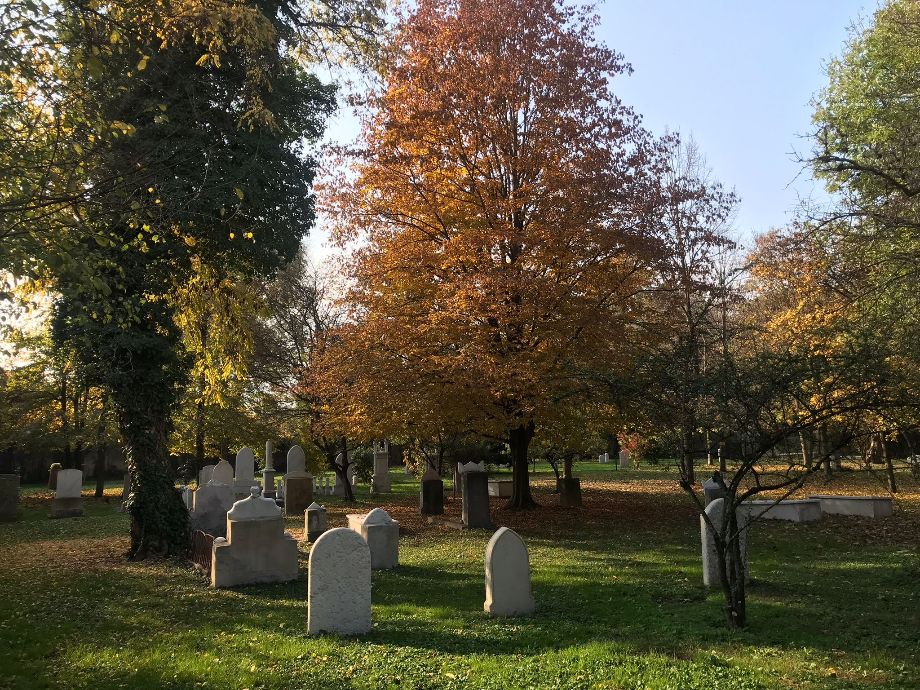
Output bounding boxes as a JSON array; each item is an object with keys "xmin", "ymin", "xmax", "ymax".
[{"xmin": 310, "ymin": 0, "xmax": 873, "ymax": 257}]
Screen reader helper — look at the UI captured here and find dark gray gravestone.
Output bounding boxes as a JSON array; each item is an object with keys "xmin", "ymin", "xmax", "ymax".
[
  {"xmin": 702, "ymin": 472, "xmax": 726, "ymax": 506},
  {"xmin": 461, "ymin": 471, "xmax": 493, "ymax": 529},
  {"xmin": 0, "ymin": 474, "xmax": 19, "ymax": 521},
  {"xmin": 557, "ymin": 477, "xmax": 582, "ymax": 507},
  {"xmin": 420, "ymin": 468, "xmax": 444, "ymax": 515}
]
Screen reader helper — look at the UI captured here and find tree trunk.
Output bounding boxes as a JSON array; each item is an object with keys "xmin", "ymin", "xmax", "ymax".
[
  {"xmin": 506, "ymin": 421, "xmax": 538, "ymax": 510},
  {"xmin": 120, "ymin": 408, "xmax": 188, "ymax": 559},
  {"xmin": 94, "ymin": 443, "xmax": 107, "ymax": 498},
  {"xmin": 563, "ymin": 456, "xmax": 573, "ymax": 481},
  {"xmin": 331, "ymin": 436, "xmax": 355, "ymax": 503},
  {"xmin": 799, "ymin": 430, "xmax": 812, "ymax": 470},
  {"xmin": 715, "ymin": 496, "xmax": 747, "ymax": 629}
]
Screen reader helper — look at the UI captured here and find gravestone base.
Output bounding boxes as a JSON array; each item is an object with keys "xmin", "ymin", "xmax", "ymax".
[
  {"xmin": 211, "ymin": 519, "xmax": 299, "ymax": 588},
  {"xmin": 557, "ymin": 478, "xmax": 582, "ymax": 507},
  {"xmin": 285, "ymin": 476, "xmax": 314, "ymax": 516},
  {"xmin": 51, "ymin": 497, "xmax": 83, "ymax": 519}
]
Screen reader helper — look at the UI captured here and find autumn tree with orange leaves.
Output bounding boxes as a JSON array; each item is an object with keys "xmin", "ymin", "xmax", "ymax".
[{"xmin": 316, "ymin": 0, "xmax": 665, "ymax": 509}]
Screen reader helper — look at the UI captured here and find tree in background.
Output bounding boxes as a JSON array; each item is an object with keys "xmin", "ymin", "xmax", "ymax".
[{"xmin": 322, "ymin": 0, "xmax": 665, "ymax": 509}]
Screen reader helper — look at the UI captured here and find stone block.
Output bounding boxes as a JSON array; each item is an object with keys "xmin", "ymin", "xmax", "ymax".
[
  {"xmin": 51, "ymin": 496, "xmax": 83, "ymax": 519},
  {"xmin": 557, "ymin": 477, "xmax": 582, "ymax": 507},
  {"xmin": 347, "ymin": 508, "xmax": 399, "ymax": 570},
  {"xmin": 305, "ymin": 502, "xmax": 327, "ymax": 542},
  {"xmin": 742, "ymin": 499, "xmax": 822, "ymax": 523},
  {"xmin": 487, "ymin": 479, "xmax": 513, "ymax": 498},
  {"xmin": 307, "ymin": 528, "xmax": 371, "ymax": 636},
  {"xmin": 809, "ymin": 495, "xmax": 893, "ymax": 518},
  {"xmin": 55, "ymin": 469, "xmax": 82, "ymax": 498},
  {"xmin": 420, "ymin": 469, "xmax": 444, "ymax": 515},
  {"xmin": 285, "ymin": 475, "xmax": 314, "ymax": 516},
  {"xmin": 484, "ymin": 527, "xmax": 534, "ymax": 617},
  {"xmin": 211, "ymin": 488, "xmax": 299, "ymax": 588}
]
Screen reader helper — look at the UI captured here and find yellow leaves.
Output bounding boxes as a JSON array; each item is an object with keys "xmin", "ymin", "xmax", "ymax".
[
  {"xmin": 136, "ymin": 55, "xmax": 149, "ymax": 71},
  {"xmin": 234, "ymin": 187, "xmax": 245, "ymax": 201},
  {"xmin": 109, "ymin": 30, "xmax": 121, "ymax": 44},
  {"xmin": 195, "ymin": 53, "xmax": 211, "ymax": 68},
  {"xmin": 111, "ymin": 120, "xmax": 136, "ymax": 136}
]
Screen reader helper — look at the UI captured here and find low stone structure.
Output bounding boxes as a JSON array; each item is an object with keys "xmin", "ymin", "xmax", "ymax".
[
  {"xmin": 419, "ymin": 467, "xmax": 444, "ymax": 515},
  {"xmin": 347, "ymin": 508, "xmax": 399, "ymax": 570},
  {"xmin": 305, "ymin": 502, "xmax": 327, "ymax": 542},
  {"xmin": 51, "ymin": 469, "xmax": 83, "ymax": 518},
  {"xmin": 211, "ymin": 487, "xmax": 299, "ymax": 588},
  {"xmin": 462, "ymin": 470, "xmax": 493, "ymax": 529},
  {"xmin": 0, "ymin": 474, "xmax": 20, "ymax": 521},
  {"xmin": 307, "ymin": 528, "xmax": 372, "ymax": 636},
  {"xmin": 742, "ymin": 498, "xmax": 822, "ymax": 523},
  {"xmin": 487, "ymin": 479, "xmax": 513, "ymax": 498},
  {"xmin": 284, "ymin": 445, "xmax": 314, "ymax": 517},
  {"xmin": 809, "ymin": 495, "xmax": 893, "ymax": 518},
  {"xmin": 701, "ymin": 497, "xmax": 749, "ymax": 587},
  {"xmin": 484, "ymin": 527, "xmax": 535, "ymax": 617},
  {"xmin": 233, "ymin": 447, "xmax": 257, "ymax": 498}
]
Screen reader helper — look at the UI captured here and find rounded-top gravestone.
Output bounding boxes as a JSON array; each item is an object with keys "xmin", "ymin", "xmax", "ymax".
[
  {"xmin": 210, "ymin": 459, "xmax": 234, "ymax": 486},
  {"xmin": 307, "ymin": 528, "xmax": 372, "ymax": 635},
  {"xmin": 484, "ymin": 527, "xmax": 535, "ymax": 617}
]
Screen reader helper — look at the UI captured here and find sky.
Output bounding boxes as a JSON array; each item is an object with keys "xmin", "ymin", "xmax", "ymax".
[{"xmin": 308, "ymin": 0, "xmax": 874, "ymax": 260}]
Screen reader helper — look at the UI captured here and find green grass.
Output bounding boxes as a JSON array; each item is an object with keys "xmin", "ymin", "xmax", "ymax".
[{"xmin": 0, "ymin": 468, "xmax": 917, "ymax": 689}]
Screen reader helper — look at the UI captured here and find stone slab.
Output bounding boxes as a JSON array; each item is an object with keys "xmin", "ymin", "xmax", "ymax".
[
  {"xmin": 484, "ymin": 527, "xmax": 535, "ymax": 616},
  {"xmin": 809, "ymin": 495, "xmax": 893, "ymax": 518},
  {"xmin": 51, "ymin": 496, "xmax": 83, "ymax": 519},
  {"xmin": 285, "ymin": 475, "xmax": 314, "ymax": 516},
  {"xmin": 462, "ymin": 471, "xmax": 493, "ymax": 529},
  {"xmin": 742, "ymin": 499, "xmax": 822, "ymax": 523},
  {"xmin": 307, "ymin": 528, "xmax": 372, "ymax": 636},
  {"xmin": 55, "ymin": 469, "xmax": 82, "ymax": 499},
  {"xmin": 487, "ymin": 479, "xmax": 513, "ymax": 498}
]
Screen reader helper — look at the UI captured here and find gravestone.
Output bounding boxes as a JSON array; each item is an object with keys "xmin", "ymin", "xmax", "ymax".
[
  {"xmin": 210, "ymin": 459, "xmax": 234, "ymax": 486},
  {"xmin": 484, "ymin": 527, "xmax": 535, "ymax": 616},
  {"xmin": 371, "ymin": 441, "xmax": 391, "ymax": 493},
  {"xmin": 51, "ymin": 469, "xmax": 83, "ymax": 518},
  {"xmin": 211, "ymin": 487, "xmax": 299, "ymax": 587},
  {"xmin": 285, "ymin": 445, "xmax": 313, "ymax": 517},
  {"xmin": 618, "ymin": 450, "xmax": 630, "ymax": 470},
  {"xmin": 191, "ymin": 482, "xmax": 235, "ymax": 537},
  {"xmin": 305, "ymin": 502, "xmax": 327, "ymax": 542},
  {"xmin": 199, "ymin": 464, "xmax": 215, "ymax": 486},
  {"xmin": 48, "ymin": 464, "xmax": 60, "ymax": 490},
  {"xmin": 307, "ymin": 528, "xmax": 372, "ymax": 636},
  {"xmin": 0, "ymin": 474, "xmax": 20, "ymax": 521},
  {"xmin": 461, "ymin": 470, "xmax": 493, "ymax": 529},
  {"xmin": 182, "ymin": 486, "xmax": 194, "ymax": 510},
  {"xmin": 262, "ymin": 440, "xmax": 277, "ymax": 499},
  {"xmin": 557, "ymin": 477, "xmax": 582, "ymax": 507},
  {"xmin": 347, "ymin": 507, "xmax": 399, "ymax": 570},
  {"xmin": 419, "ymin": 467, "xmax": 444, "ymax": 515},
  {"xmin": 701, "ymin": 497, "xmax": 749, "ymax": 587},
  {"xmin": 333, "ymin": 458, "xmax": 354, "ymax": 497},
  {"xmin": 702, "ymin": 472, "xmax": 726, "ymax": 506},
  {"xmin": 487, "ymin": 479, "xmax": 513, "ymax": 498},
  {"xmin": 458, "ymin": 461, "xmax": 485, "ymax": 474},
  {"xmin": 234, "ymin": 447, "xmax": 257, "ymax": 498}
]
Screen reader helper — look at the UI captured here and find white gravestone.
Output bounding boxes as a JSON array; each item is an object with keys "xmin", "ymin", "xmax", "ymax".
[
  {"xmin": 346, "ymin": 507, "xmax": 399, "ymax": 570},
  {"xmin": 307, "ymin": 528, "xmax": 372, "ymax": 636},
  {"xmin": 191, "ymin": 483, "xmax": 235, "ymax": 537},
  {"xmin": 333, "ymin": 457, "xmax": 355, "ymax": 497},
  {"xmin": 210, "ymin": 459, "xmax": 234, "ymax": 486},
  {"xmin": 701, "ymin": 497, "xmax": 749, "ymax": 587},
  {"xmin": 809, "ymin": 495, "xmax": 893, "ymax": 518},
  {"xmin": 51, "ymin": 469, "xmax": 84, "ymax": 518},
  {"xmin": 618, "ymin": 450, "xmax": 630, "ymax": 470},
  {"xmin": 286, "ymin": 445, "xmax": 307, "ymax": 476},
  {"xmin": 199, "ymin": 464, "xmax": 215, "ymax": 486},
  {"xmin": 458, "ymin": 461, "xmax": 486, "ymax": 474},
  {"xmin": 211, "ymin": 487, "xmax": 299, "ymax": 587},
  {"xmin": 371, "ymin": 441, "xmax": 391, "ymax": 493},
  {"xmin": 234, "ymin": 447, "xmax": 257, "ymax": 498},
  {"xmin": 484, "ymin": 527, "xmax": 535, "ymax": 617}
]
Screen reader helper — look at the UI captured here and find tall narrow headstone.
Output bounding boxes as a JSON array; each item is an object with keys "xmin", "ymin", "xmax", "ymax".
[
  {"xmin": 419, "ymin": 467, "xmax": 444, "ymax": 515},
  {"xmin": 51, "ymin": 469, "xmax": 83, "ymax": 518},
  {"xmin": 0, "ymin": 474, "xmax": 20, "ymax": 521},
  {"xmin": 461, "ymin": 470, "xmax": 493, "ymax": 529},
  {"xmin": 371, "ymin": 441, "xmax": 391, "ymax": 493},
  {"xmin": 484, "ymin": 527, "xmax": 535, "ymax": 616},
  {"xmin": 618, "ymin": 450, "xmax": 630, "ymax": 471},
  {"xmin": 262, "ymin": 440, "xmax": 276, "ymax": 499},
  {"xmin": 234, "ymin": 447, "xmax": 257, "ymax": 498},
  {"xmin": 307, "ymin": 528, "xmax": 372, "ymax": 635},
  {"xmin": 701, "ymin": 497, "xmax": 749, "ymax": 587},
  {"xmin": 284, "ymin": 445, "xmax": 313, "ymax": 516}
]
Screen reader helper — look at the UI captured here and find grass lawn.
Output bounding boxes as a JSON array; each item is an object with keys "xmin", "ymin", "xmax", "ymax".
[{"xmin": 0, "ymin": 465, "xmax": 918, "ymax": 689}]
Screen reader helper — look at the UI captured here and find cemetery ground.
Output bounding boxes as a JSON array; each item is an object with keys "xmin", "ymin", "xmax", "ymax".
[{"xmin": 1, "ymin": 466, "xmax": 918, "ymax": 690}]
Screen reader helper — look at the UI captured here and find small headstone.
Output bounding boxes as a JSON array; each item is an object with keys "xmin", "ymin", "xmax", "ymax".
[
  {"xmin": 484, "ymin": 527, "xmax": 535, "ymax": 616},
  {"xmin": 285, "ymin": 446, "xmax": 314, "ymax": 517},
  {"xmin": 419, "ymin": 467, "xmax": 444, "ymax": 516},
  {"xmin": 210, "ymin": 459, "xmax": 234, "ymax": 486},
  {"xmin": 618, "ymin": 450, "xmax": 629, "ymax": 471},
  {"xmin": 0, "ymin": 474, "xmax": 20, "ymax": 521},
  {"xmin": 199, "ymin": 464, "xmax": 215, "ymax": 486},
  {"xmin": 702, "ymin": 473, "xmax": 726, "ymax": 506},
  {"xmin": 51, "ymin": 469, "xmax": 84, "ymax": 518},
  {"xmin": 371, "ymin": 441, "xmax": 391, "ymax": 493},
  {"xmin": 211, "ymin": 487, "xmax": 299, "ymax": 587},
  {"xmin": 305, "ymin": 502, "xmax": 327, "ymax": 542},
  {"xmin": 558, "ymin": 477, "xmax": 582, "ymax": 507},
  {"xmin": 191, "ymin": 483, "xmax": 235, "ymax": 537},
  {"xmin": 349, "ymin": 507, "xmax": 399, "ymax": 570},
  {"xmin": 307, "ymin": 528, "xmax": 372, "ymax": 636},
  {"xmin": 461, "ymin": 470, "xmax": 493, "ymax": 529},
  {"xmin": 234, "ymin": 447, "xmax": 257, "ymax": 498},
  {"xmin": 701, "ymin": 497, "xmax": 749, "ymax": 587}
]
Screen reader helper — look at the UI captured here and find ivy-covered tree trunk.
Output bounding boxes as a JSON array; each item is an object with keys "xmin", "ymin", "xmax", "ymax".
[
  {"xmin": 507, "ymin": 421, "xmax": 538, "ymax": 510},
  {"xmin": 120, "ymin": 405, "xmax": 188, "ymax": 559}
]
